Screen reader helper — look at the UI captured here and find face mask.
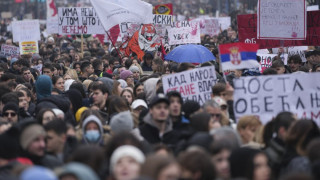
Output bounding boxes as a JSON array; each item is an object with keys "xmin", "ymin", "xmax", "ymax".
[{"xmin": 85, "ymin": 130, "xmax": 100, "ymax": 142}]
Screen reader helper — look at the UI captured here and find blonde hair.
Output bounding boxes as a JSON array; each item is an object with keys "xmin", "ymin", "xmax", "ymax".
[
  {"xmin": 237, "ymin": 115, "xmax": 262, "ymax": 131},
  {"xmin": 65, "ymin": 69, "xmax": 79, "ymax": 81},
  {"xmin": 83, "ymin": 79, "xmax": 93, "ymax": 91}
]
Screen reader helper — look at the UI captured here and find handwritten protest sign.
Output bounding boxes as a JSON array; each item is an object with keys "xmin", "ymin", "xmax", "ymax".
[
  {"xmin": 195, "ymin": 18, "xmax": 220, "ymax": 37},
  {"xmin": 287, "ymin": 46, "xmax": 308, "ymax": 62},
  {"xmin": 167, "ymin": 21, "xmax": 200, "ymax": 45},
  {"xmin": 238, "ymin": 11, "xmax": 320, "ymax": 49},
  {"xmin": 47, "ymin": 17, "xmax": 59, "ymax": 34},
  {"xmin": 233, "ymin": 73, "xmax": 320, "ymax": 125},
  {"xmin": 19, "ymin": 41, "xmax": 39, "ymax": 55},
  {"xmin": 217, "ymin": 17, "xmax": 231, "ymax": 30},
  {"xmin": 257, "ymin": 53, "xmax": 277, "ymax": 72},
  {"xmin": 1, "ymin": 45, "xmax": 20, "ymax": 58},
  {"xmin": 257, "ymin": 0, "xmax": 306, "ymax": 40},
  {"xmin": 58, "ymin": 7, "xmax": 105, "ymax": 34},
  {"xmin": 120, "ymin": 22, "xmax": 141, "ymax": 42},
  {"xmin": 162, "ymin": 66, "xmax": 217, "ymax": 105},
  {"xmin": 153, "ymin": 14, "xmax": 173, "ymax": 25},
  {"xmin": 12, "ymin": 20, "xmax": 41, "ymax": 42}
]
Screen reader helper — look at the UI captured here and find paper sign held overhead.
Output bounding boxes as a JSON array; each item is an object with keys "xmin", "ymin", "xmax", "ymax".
[
  {"xmin": 167, "ymin": 21, "xmax": 200, "ymax": 45},
  {"xmin": 19, "ymin": 41, "xmax": 39, "ymax": 55},
  {"xmin": 162, "ymin": 66, "xmax": 217, "ymax": 105},
  {"xmin": 12, "ymin": 20, "xmax": 41, "ymax": 42},
  {"xmin": 233, "ymin": 73, "xmax": 320, "ymax": 125},
  {"xmin": 257, "ymin": 0, "xmax": 306, "ymax": 40},
  {"xmin": 58, "ymin": 7, "xmax": 105, "ymax": 35},
  {"xmin": 1, "ymin": 45, "xmax": 20, "ymax": 58}
]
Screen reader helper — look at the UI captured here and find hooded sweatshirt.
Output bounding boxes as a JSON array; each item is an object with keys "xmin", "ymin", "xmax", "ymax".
[
  {"xmin": 144, "ymin": 78, "xmax": 159, "ymax": 104},
  {"xmin": 82, "ymin": 115, "xmax": 104, "ymax": 145}
]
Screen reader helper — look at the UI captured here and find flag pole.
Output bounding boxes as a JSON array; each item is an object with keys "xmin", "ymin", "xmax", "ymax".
[
  {"xmin": 81, "ymin": 34, "xmax": 84, "ymax": 54},
  {"xmin": 106, "ymin": 31, "xmax": 122, "ymax": 61}
]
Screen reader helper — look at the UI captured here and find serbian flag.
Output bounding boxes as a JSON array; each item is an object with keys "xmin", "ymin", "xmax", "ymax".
[{"xmin": 219, "ymin": 42, "xmax": 260, "ymax": 71}]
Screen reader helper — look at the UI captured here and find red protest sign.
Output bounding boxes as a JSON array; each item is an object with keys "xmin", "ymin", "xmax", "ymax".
[
  {"xmin": 154, "ymin": 3, "xmax": 173, "ymax": 15},
  {"xmin": 238, "ymin": 11, "xmax": 320, "ymax": 49}
]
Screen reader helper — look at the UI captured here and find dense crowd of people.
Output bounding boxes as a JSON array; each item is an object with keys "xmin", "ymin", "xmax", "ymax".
[{"xmin": 0, "ymin": 1, "xmax": 320, "ymax": 180}]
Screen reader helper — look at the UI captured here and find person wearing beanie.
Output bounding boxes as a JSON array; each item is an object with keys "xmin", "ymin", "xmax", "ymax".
[
  {"xmin": 81, "ymin": 115, "xmax": 104, "ymax": 145},
  {"xmin": 57, "ymin": 162, "xmax": 100, "ymax": 180},
  {"xmin": 19, "ymin": 121, "xmax": 62, "ymax": 169},
  {"xmin": 120, "ymin": 70, "xmax": 134, "ymax": 88},
  {"xmin": 110, "ymin": 111, "xmax": 134, "ymax": 134},
  {"xmin": 110, "ymin": 145, "xmax": 145, "ymax": 180},
  {"xmin": 129, "ymin": 65, "xmax": 140, "ymax": 81},
  {"xmin": 2, "ymin": 102, "xmax": 19, "ymax": 124},
  {"xmin": 35, "ymin": 75, "xmax": 52, "ymax": 101},
  {"xmin": 20, "ymin": 166, "xmax": 57, "ymax": 180}
]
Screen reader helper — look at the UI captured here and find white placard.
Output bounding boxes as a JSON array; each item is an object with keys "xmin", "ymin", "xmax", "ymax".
[
  {"xmin": 258, "ymin": 0, "xmax": 306, "ymax": 40},
  {"xmin": 153, "ymin": 14, "xmax": 173, "ymax": 25},
  {"xmin": 167, "ymin": 21, "xmax": 201, "ymax": 45},
  {"xmin": 58, "ymin": 7, "xmax": 105, "ymax": 34},
  {"xmin": 234, "ymin": 73, "xmax": 320, "ymax": 125},
  {"xmin": 287, "ymin": 46, "xmax": 308, "ymax": 62},
  {"xmin": 197, "ymin": 18, "xmax": 220, "ymax": 37},
  {"xmin": 12, "ymin": 20, "xmax": 41, "ymax": 42},
  {"xmin": 162, "ymin": 66, "xmax": 217, "ymax": 105}
]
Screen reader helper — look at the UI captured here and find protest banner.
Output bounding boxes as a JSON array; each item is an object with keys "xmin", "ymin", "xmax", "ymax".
[
  {"xmin": 257, "ymin": 0, "xmax": 306, "ymax": 40},
  {"xmin": 12, "ymin": 20, "xmax": 41, "ymax": 42},
  {"xmin": 167, "ymin": 21, "xmax": 200, "ymax": 45},
  {"xmin": 287, "ymin": 46, "xmax": 308, "ymax": 62},
  {"xmin": 233, "ymin": 73, "xmax": 320, "ymax": 125},
  {"xmin": 154, "ymin": 3, "xmax": 173, "ymax": 15},
  {"xmin": 19, "ymin": 41, "xmax": 39, "ymax": 55},
  {"xmin": 153, "ymin": 14, "xmax": 173, "ymax": 25},
  {"xmin": 0, "ymin": 44, "xmax": 20, "ymax": 58},
  {"xmin": 237, "ymin": 11, "xmax": 320, "ymax": 49},
  {"xmin": 58, "ymin": 7, "xmax": 105, "ymax": 34},
  {"xmin": 120, "ymin": 23, "xmax": 141, "ymax": 42},
  {"xmin": 307, "ymin": 5, "xmax": 319, "ymax": 11},
  {"xmin": 217, "ymin": 17, "xmax": 231, "ymax": 30},
  {"xmin": 162, "ymin": 66, "xmax": 217, "ymax": 105},
  {"xmin": 90, "ymin": 0, "xmax": 153, "ymax": 31}
]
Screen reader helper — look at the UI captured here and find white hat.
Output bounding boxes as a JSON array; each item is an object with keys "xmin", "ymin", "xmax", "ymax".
[
  {"xmin": 64, "ymin": 79, "xmax": 75, "ymax": 91},
  {"xmin": 131, "ymin": 99, "xmax": 148, "ymax": 110},
  {"xmin": 110, "ymin": 145, "xmax": 145, "ymax": 171}
]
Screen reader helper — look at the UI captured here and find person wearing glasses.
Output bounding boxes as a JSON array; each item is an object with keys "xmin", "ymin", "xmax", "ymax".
[{"xmin": 2, "ymin": 102, "xmax": 19, "ymax": 124}]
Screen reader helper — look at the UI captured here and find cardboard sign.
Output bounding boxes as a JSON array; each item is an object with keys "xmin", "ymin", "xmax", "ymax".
[
  {"xmin": 233, "ymin": 73, "xmax": 320, "ymax": 125},
  {"xmin": 167, "ymin": 21, "xmax": 200, "ymax": 45},
  {"xmin": 257, "ymin": 0, "xmax": 306, "ymax": 40},
  {"xmin": 1, "ymin": 45, "xmax": 20, "ymax": 58},
  {"xmin": 58, "ymin": 7, "xmax": 105, "ymax": 34},
  {"xmin": 237, "ymin": 11, "xmax": 320, "ymax": 49},
  {"xmin": 287, "ymin": 46, "xmax": 308, "ymax": 62},
  {"xmin": 12, "ymin": 20, "xmax": 41, "ymax": 42},
  {"xmin": 19, "ymin": 41, "xmax": 39, "ymax": 55},
  {"xmin": 162, "ymin": 66, "xmax": 217, "ymax": 105}
]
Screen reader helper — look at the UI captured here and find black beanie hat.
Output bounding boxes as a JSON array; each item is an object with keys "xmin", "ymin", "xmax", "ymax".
[
  {"xmin": 182, "ymin": 100, "xmax": 200, "ymax": 119},
  {"xmin": 0, "ymin": 126, "xmax": 20, "ymax": 159},
  {"xmin": 2, "ymin": 102, "xmax": 19, "ymax": 115}
]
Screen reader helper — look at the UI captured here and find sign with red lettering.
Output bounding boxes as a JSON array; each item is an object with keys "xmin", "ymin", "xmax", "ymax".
[
  {"xmin": 162, "ymin": 66, "xmax": 217, "ymax": 105},
  {"xmin": 238, "ymin": 11, "xmax": 320, "ymax": 49},
  {"xmin": 58, "ymin": 7, "xmax": 105, "ymax": 35},
  {"xmin": 257, "ymin": 0, "xmax": 306, "ymax": 40},
  {"xmin": 167, "ymin": 21, "xmax": 201, "ymax": 45},
  {"xmin": 233, "ymin": 73, "xmax": 320, "ymax": 125}
]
